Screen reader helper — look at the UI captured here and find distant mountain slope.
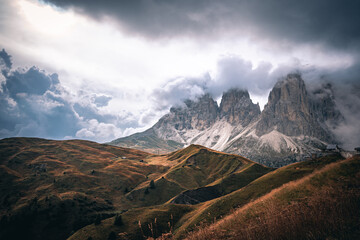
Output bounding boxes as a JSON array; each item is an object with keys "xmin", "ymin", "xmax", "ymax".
[
  {"xmin": 110, "ymin": 74, "xmax": 343, "ymax": 166},
  {"xmin": 109, "ymin": 128, "xmax": 183, "ymax": 154}
]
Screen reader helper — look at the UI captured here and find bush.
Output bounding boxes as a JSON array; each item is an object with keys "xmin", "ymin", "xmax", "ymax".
[
  {"xmin": 114, "ymin": 214, "xmax": 123, "ymax": 226},
  {"xmin": 150, "ymin": 180, "xmax": 155, "ymax": 189},
  {"xmin": 94, "ymin": 215, "xmax": 101, "ymax": 225}
]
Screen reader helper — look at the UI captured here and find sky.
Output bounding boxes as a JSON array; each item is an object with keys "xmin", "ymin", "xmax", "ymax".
[{"xmin": 0, "ymin": 0, "xmax": 359, "ymax": 146}]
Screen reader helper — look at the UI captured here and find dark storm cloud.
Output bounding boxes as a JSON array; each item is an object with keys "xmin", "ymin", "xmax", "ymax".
[
  {"xmin": 42, "ymin": 0, "xmax": 360, "ymax": 52},
  {"xmin": 3, "ymin": 67, "xmax": 59, "ymax": 97},
  {"xmin": 0, "ymin": 65, "xmax": 80, "ymax": 138}
]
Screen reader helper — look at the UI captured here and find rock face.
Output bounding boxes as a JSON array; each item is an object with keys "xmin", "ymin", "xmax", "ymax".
[
  {"xmin": 110, "ymin": 73, "xmax": 345, "ymax": 166},
  {"xmin": 219, "ymin": 89, "xmax": 260, "ymax": 126},
  {"xmin": 255, "ymin": 74, "xmax": 333, "ymax": 141},
  {"xmin": 157, "ymin": 93, "xmax": 219, "ymax": 132}
]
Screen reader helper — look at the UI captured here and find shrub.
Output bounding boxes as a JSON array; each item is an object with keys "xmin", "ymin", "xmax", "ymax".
[
  {"xmin": 114, "ymin": 214, "xmax": 123, "ymax": 226},
  {"xmin": 94, "ymin": 215, "xmax": 101, "ymax": 225},
  {"xmin": 150, "ymin": 180, "xmax": 155, "ymax": 189}
]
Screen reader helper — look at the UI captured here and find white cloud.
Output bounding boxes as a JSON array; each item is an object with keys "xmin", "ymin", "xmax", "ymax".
[{"xmin": 76, "ymin": 119, "xmax": 123, "ymax": 142}]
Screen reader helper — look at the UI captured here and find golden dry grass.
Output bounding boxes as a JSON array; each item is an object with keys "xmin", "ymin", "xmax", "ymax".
[{"xmin": 185, "ymin": 156, "xmax": 360, "ymax": 240}]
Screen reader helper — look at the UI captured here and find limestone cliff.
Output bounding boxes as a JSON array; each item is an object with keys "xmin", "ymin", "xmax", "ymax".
[
  {"xmin": 219, "ymin": 89, "xmax": 260, "ymax": 126},
  {"xmin": 255, "ymin": 73, "xmax": 333, "ymax": 141}
]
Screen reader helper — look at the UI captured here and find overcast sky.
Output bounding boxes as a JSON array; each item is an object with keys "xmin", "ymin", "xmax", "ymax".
[{"xmin": 0, "ymin": 0, "xmax": 359, "ymax": 145}]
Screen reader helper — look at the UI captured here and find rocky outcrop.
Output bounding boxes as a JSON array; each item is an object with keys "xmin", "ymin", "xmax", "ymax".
[
  {"xmin": 166, "ymin": 93, "xmax": 219, "ymax": 131},
  {"xmin": 219, "ymin": 89, "xmax": 260, "ymax": 126},
  {"xmin": 151, "ymin": 94, "xmax": 219, "ymax": 143},
  {"xmin": 255, "ymin": 74, "xmax": 333, "ymax": 141}
]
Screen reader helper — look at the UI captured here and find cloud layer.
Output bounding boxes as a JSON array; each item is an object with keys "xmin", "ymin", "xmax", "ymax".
[
  {"xmin": 0, "ymin": 49, "xmax": 143, "ymax": 142},
  {"xmin": 42, "ymin": 0, "xmax": 360, "ymax": 52}
]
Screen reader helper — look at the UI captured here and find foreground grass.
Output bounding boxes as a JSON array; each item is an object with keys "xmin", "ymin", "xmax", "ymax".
[
  {"xmin": 68, "ymin": 204, "xmax": 194, "ymax": 240},
  {"xmin": 172, "ymin": 153, "xmax": 343, "ymax": 238},
  {"xmin": 184, "ymin": 155, "xmax": 360, "ymax": 240}
]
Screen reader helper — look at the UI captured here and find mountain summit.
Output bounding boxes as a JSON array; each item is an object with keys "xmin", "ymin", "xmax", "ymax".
[
  {"xmin": 219, "ymin": 89, "xmax": 261, "ymax": 126},
  {"xmin": 110, "ymin": 74, "xmax": 343, "ymax": 166},
  {"xmin": 256, "ymin": 74, "xmax": 333, "ymax": 140}
]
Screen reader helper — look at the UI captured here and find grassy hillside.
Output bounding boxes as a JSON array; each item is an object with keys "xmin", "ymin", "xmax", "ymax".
[
  {"xmin": 2, "ymin": 137, "xmax": 356, "ymax": 240},
  {"xmin": 67, "ymin": 151, "xmax": 351, "ymax": 240},
  {"xmin": 68, "ymin": 204, "xmax": 194, "ymax": 240},
  {"xmin": 124, "ymin": 145, "xmax": 272, "ymax": 207},
  {"xmin": 60, "ymin": 145, "xmax": 271, "ymax": 239},
  {"xmin": 185, "ymin": 155, "xmax": 360, "ymax": 240},
  {"xmin": 173, "ymin": 153, "xmax": 345, "ymax": 238},
  {"xmin": 0, "ymin": 137, "xmax": 168, "ymax": 240}
]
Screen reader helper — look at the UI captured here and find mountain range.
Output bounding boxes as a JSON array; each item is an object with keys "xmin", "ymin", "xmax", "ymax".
[{"xmin": 110, "ymin": 73, "xmax": 343, "ymax": 166}]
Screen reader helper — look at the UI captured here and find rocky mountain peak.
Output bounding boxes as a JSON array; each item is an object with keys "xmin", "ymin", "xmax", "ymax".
[
  {"xmin": 159, "ymin": 93, "xmax": 219, "ymax": 132},
  {"xmin": 270, "ymin": 73, "xmax": 309, "ymax": 112},
  {"xmin": 111, "ymin": 72, "xmax": 346, "ymax": 165},
  {"xmin": 255, "ymin": 73, "xmax": 333, "ymax": 141},
  {"xmin": 219, "ymin": 88, "xmax": 260, "ymax": 126}
]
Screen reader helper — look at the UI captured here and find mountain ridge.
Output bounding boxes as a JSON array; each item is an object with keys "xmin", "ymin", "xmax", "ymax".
[{"xmin": 109, "ymin": 73, "xmax": 343, "ymax": 166}]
